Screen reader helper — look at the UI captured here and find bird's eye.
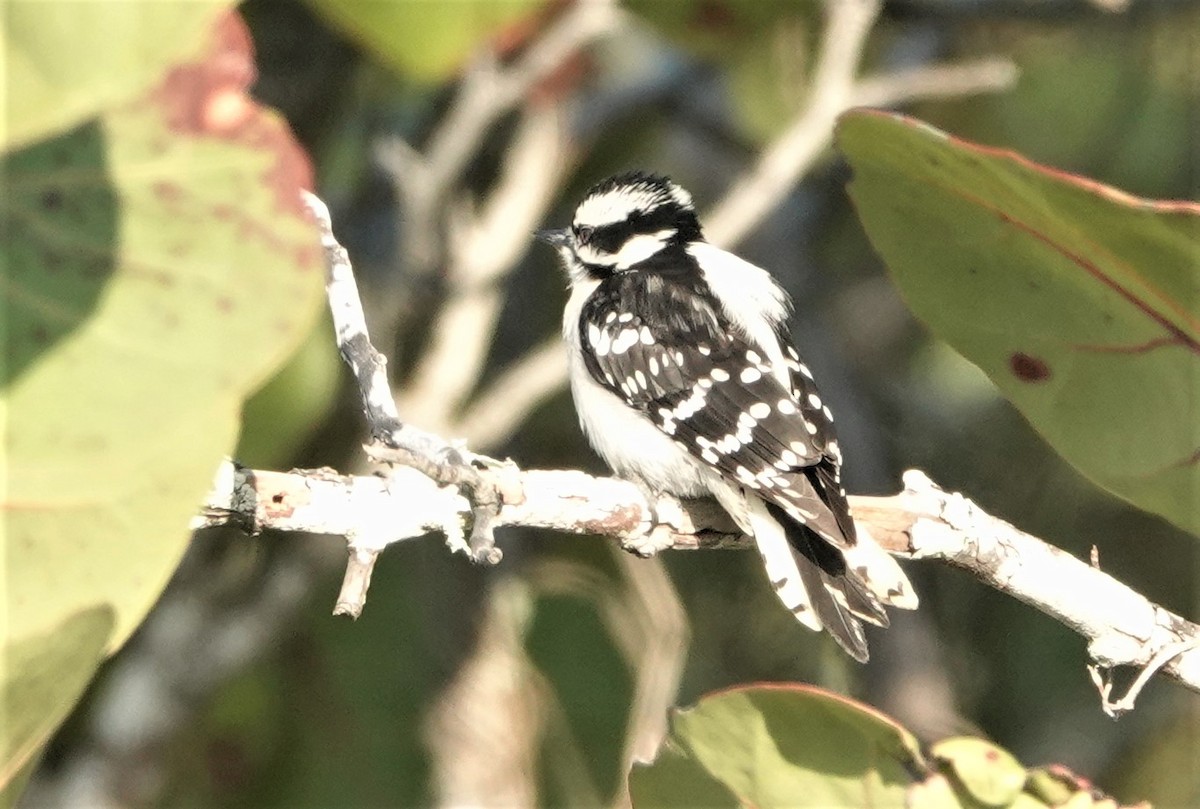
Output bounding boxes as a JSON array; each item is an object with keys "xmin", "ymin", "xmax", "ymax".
[{"xmin": 574, "ymin": 225, "xmax": 594, "ymax": 245}]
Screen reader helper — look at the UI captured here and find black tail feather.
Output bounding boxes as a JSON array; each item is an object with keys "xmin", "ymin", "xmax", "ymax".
[{"xmin": 766, "ymin": 503, "xmax": 886, "ymax": 662}]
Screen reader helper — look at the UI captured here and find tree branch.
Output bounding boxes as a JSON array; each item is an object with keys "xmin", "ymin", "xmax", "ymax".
[
  {"xmin": 196, "ymin": 459, "xmax": 1200, "ymax": 707},
  {"xmin": 306, "ymin": 191, "xmax": 510, "ymax": 582},
  {"xmin": 850, "ymin": 471, "xmax": 1200, "ymax": 712},
  {"xmin": 703, "ymin": 0, "xmax": 1017, "ymax": 249}
]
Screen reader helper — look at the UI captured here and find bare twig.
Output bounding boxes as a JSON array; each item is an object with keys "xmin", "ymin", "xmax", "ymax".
[
  {"xmin": 609, "ymin": 554, "xmax": 689, "ymax": 768},
  {"xmin": 334, "ymin": 548, "xmax": 379, "ymax": 619},
  {"xmin": 305, "ymin": 191, "xmax": 508, "ymax": 607},
  {"xmin": 852, "ymin": 57, "xmax": 1019, "ymax": 108},
  {"xmin": 198, "ymin": 460, "xmax": 1200, "ymax": 704},
  {"xmin": 704, "ymin": 0, "xmax": 882, "ymax": 247},
  {"xmin": 376, "ymin": 0, "xmax": 621, "ymax": 274},
  {"xmin": 703, "ymin": 0, "xmax": 1017, "ymax": 249},
  {"xmin": 853, "ymin": 470, "xmax": 1200, "ymax": 704},
  {"xmin": 423, "ymin": 578, "xmax": 546, "ymax": 808},
  {"xmin": 1089, "ymin": 638, "xmax": 1200, "ymax": 718},
  {"xmin": 413, "ymin": 0, "xmax": 618, "ymax": 197}
]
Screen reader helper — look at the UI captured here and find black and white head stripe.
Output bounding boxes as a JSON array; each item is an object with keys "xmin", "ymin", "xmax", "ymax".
[
  {"xmin": 567, "ymin": 172, "xmax": 702, "ymax": 271},
  {"xmin": 573, "ymin": 171, "xmax": 695, "ymax": 228}
]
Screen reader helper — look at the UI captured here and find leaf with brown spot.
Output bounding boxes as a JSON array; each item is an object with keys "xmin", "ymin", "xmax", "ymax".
[
  {"xmin": 0, "ymin": 10, "xmax": 321, "ymax": 797},
  {"xmin": 2, "ymin": 0, "xmax": 232, "ymax": 152},
  {"xmin": 839, "ymin": 110, "xmax": 1200, "ymax": 537}
]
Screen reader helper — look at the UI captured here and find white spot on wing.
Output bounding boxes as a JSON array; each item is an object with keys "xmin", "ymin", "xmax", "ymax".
[{"xmin": 594, "ymin": 327, "xmax": 612, "ymax": 356}]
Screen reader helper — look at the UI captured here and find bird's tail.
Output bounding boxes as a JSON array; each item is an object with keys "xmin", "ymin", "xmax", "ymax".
[
  {"xmin": 748, "ymin": 499, "xmax": 908, "ymax": 662},
  {"xmin": 842, "ymin": 524, "xmax": 919, "ymax": 611}
]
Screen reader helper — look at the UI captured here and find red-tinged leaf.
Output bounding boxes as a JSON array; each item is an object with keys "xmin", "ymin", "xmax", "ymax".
[
  {"xmin": 838, "ymin": 110, "xmax": 1200, "ymax": 536},
  {"xmin": 2, "ymin": 0, "xmax": 233, "ymax": 153},
  {"xmin": 1, "ymin": 11, "xmax": 322, "ymax": 796}
]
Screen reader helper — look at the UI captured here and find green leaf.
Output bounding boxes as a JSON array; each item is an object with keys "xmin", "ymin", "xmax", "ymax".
[
  {"xmin": 630, "ymin": 684, "xmax": 923, "ymax": 808},
  {"xmin": 932, "ymin": 737, "xmax": 1027, "ymax": 807},
  {"xmin": 0, "ymin": 11, "xmax": 322, "ymax": 793},
  {"xmin": 0, "ymin": 608, "xmax": 115, "ymax": 801},
  {"xmin": 304, "ymin": 0, "xmax": 542, "ymax": 82},
  {"xmin": 1, "ymin": 0, "xmax": 232, "ymax": 153},
  {"xmin": 907, "ymin": 773, "xmax": 977, "ymax": 809},
  {"xmin": 629, "ymin": 743, "xmax": 740, "ymax": 809},
  {"xmin": 1025, "ymin": 767, "xmax": 1077, "ymax": 806},
  {"xmin": 838, "ymin": 110, "xmax": 1200, "ymax": 535}
]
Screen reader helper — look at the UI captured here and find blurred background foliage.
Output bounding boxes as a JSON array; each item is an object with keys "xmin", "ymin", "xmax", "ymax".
[{"xmin": 18, "ymin": 0, "xmax": 1198, "ymax": 807}]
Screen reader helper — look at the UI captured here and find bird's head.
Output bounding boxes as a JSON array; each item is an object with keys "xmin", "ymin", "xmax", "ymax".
[{"xmin": 537, "ymin": 171, "xmax": 702, "ymax": 280}]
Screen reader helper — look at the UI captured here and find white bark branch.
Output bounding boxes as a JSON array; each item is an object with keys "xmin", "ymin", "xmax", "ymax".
[
  {"xmin": 850, "ymin": 471, "xmax": 1200, "ymax": 711},
  {"xmin": 196, "ymin": 459, "xmax": 1200, "ymax": 708},
  {"xmin": 704, "ymin": 0, "xmax": 880, "ymax": 248}
]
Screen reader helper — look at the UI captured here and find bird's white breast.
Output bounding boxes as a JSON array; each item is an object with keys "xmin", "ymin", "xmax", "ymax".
[{"xmin": 562, "ymin": 278, "xmax": 714, "ymax": 497}]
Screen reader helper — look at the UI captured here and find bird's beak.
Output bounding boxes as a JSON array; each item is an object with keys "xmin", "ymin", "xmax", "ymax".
[{"xmin": 535, "ymin": 228, "xmax": 570, "ymax": 249}]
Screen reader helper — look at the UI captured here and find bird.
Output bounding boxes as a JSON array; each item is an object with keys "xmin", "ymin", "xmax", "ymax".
[{"xmin": 537, "ymin": 171, "xmax": 917, "ymax": 662}]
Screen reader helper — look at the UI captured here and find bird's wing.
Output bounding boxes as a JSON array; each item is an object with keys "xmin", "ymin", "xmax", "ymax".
[{"xmin": 578, "ymin": 280, "xmax": 853, "ymax": 549}]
